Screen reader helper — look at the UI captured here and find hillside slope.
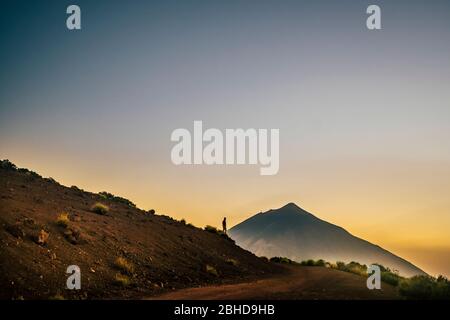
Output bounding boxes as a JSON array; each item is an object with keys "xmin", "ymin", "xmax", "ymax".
[
  {"xmin": 0, "ymin": 160, "xmax": 280, "ymax": 299},
  {"xmin": 229, "ymin": 203, "xmax": 426, "ymax": 277}
]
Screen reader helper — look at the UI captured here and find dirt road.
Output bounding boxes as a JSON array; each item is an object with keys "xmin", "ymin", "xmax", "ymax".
[{"xmin": 150, "ymin": 266, "xmax": 399, "ymax": 300}]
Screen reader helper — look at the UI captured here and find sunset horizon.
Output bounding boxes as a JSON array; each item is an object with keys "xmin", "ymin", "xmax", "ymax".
[
  {"xmin": 2, "ymin": 156, "xmax": 449, "ymax": 277},
  {"xmin": 1, "ymin": 0, "xmax": 450, "ymax": 306}
]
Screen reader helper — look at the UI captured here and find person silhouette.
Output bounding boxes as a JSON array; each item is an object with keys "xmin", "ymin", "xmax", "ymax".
[{"xmin": 222, "ymin": 217, "xmax": 227, "ymax": 234}]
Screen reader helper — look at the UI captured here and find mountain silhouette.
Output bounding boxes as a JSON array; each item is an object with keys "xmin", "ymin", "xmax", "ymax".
[{"xmin": 229, "ymin": 203, "xmax": 426, "ymax": 277}]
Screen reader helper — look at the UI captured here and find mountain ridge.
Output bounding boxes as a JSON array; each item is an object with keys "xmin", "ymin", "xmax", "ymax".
[{"xmin": 229, "ymin": 202, "xmax": 427, "ymax": 277}]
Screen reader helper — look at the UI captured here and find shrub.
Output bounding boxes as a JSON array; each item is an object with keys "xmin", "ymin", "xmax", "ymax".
[
  {"xmin": 115, "ymin": 257, "xmax": 134, "ymax": 275},
  {"xmin": 315, "ymin": 259, "xmax": 326, "ymax": 267},
  {"xmin": 71, "ymin": 185, "xmax": 85, "ymax": 194},
  {"xmin": 369, "ymin": 264, "xmax": 403, "ymax": 287},
  {"xmin": 206, "ymin": 264, "xmax": 219, "ymax": 276},
  {"xmin": 300, "ymin": 259, "xmax": 327, "ymax": 267},
  {"xmin": 332, "ymin": 261, "xmax": 405, "ymax": 287},
  {"xmin": 63, "ymin": 227, "xmax": 85, "ymax": 245},
  {"xmin": 433, "ymin": 276, "xmax": 450, "ymax": 299},
  {"xmin": 204, "ymin": 225, "xmax": 235, "ymax": 243},
  {"xmin": 114, "ymin": 273, "xmax": 131, "ymax": 287},
  {"xmin": 345, "ymin": 261, "xmax": 367, "ymax": 276},
  {"xmin": 98, "ymin": 191, "xmax": 136, "ymax": 208},
  {"xmin": 381, "ymin": 270, "xmax": 402, "ymax": 287},
  {"xmin": 147, "ymin": 209, "xmax": 155, "ymax": 215},
  {"xmin": 56, "ymin": 212, "xmax": 70, "ymax": 228},
  {"xmin": 270, "ymin": 257, "xmax": 296, "ymax": 264},
  {"xmin": 204, "ymin": 225, "xmax": 220, "ymax": 234},
  {"xmin": 399, "ymin": 275, "xmax": 450, "ymax": 300},
  {"xmin": 46, "ymin": 177, "xmax": 58, "ymax": 184},
  {"xmin": 399, "ymin": 275, "xmax": 435, "ymax": 299},
  {"xmin": 0, "ymin": 160, "xmax": 41, "ymax": 178},
  {"xmin": 300, "ymin": 259, "xmax": 314, "ymax": 266},
  {"xmin": 335, "ymin": 261, "xmax": 346, "ymax": 271},
  {"xmin": 180, "ymin": 219, "xmax": 186, "ymax": 225},
  {"xmin": 0, "ymin": 159, "xmax": 17, "ymax": 170},
  {"xmin": 91, "ymin": 203, "xmax": 109, "ymax": 215},
  {"xmin": 333, "ymin": 261, "xmax": 367, "ymax": 276},
  {"xmin": 226, "ymin": 258, "xmax": 239, "ymax": 267},
  {"xmin": 20, "ymin": 168, "xmax": 41, "ymax": 179}
]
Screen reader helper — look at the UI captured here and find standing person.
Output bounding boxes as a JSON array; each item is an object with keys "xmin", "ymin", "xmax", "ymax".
[{"xmin": 222, "ymin": 217, "xmax": 227, "ymax": 234}]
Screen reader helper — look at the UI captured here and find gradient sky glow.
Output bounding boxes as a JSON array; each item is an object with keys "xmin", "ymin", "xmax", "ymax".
[{"xmin": 1, "ymin": 0, "xmax": 450, "ymax": 276}]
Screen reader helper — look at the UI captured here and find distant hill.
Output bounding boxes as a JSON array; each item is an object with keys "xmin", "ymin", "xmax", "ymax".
[
  {"xmin": 0, "ymin": 160, "xmax": 280, "ymax": 299},
  {"xmin": 229, "ymin": 203, "xmax": 426, "ymax": 277}
]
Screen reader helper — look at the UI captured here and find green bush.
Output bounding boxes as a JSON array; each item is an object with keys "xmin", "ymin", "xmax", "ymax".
[
  {"xmin": 399, "ymin": 276, "xmax": 435, "ymax": 299},
  {"xmin": 206, "ymin": 264, "xmax": 219, "ymax": 276},
  {"xmin": 46, "ymin": 177, "xmax": 58, "ymax": 184},
  {"xmin": 346, "ymin": 261, "xmax": 368, "ymax": 276},
  {"xmin": 381, "ymin": 271, "xmax": 402, "ymax": 286},
  {"xmin": 300, "ymin": 259, "xmax": 326, "ymax": 267},
  {"xmin": 399, "ymin": 275, "xmax": 450, "ymax": 300},
  {"xmin": 335, "ymin": 261, "xmax": 346, "ymax": 270},
  {"xmin": 333, "ymin": 261, "xmax": 367, "ymax": 276},
  {"xmin": 1, "ymin": 160, "xmax": 42, "ymax": 179},
  {"xmin": 433, "ymin": 276, "xmax": 450, "ymax": 299},
  {"xmin": 315, "ymin": 259, "xmax": 326, "ymax": 267},
  {"xmin": 204, "ymin": 225, "xmax": 220, "ymax": 234},
  {"xmin": 270, "ymin": 257, "xmax": 297, "ymax": 264},
  {"xmin": 18, "ymin": 167, "xmax": 41, "ymax": 178},
  {"xmin": 334, "ymin": 261, "xmax": 420, "ymax": 291},
  {"xmin": 204, "ymin": 225, "xmax": 235, "ymax": 243},
  {"xmin": 91, "ymin": 202, "xmax": 109, "ymax": 215},
  {"xmin": 99, "ymin": 191, "xmax": 136, "ymax": 208},
  {"xmin": 369, "ymin": 264, "xmax": 403, "ymax": 286},
  {"xmin": 300, "ymin": 259, "xmax": 315, "ymax": 266},
  {"xmin": 0, "ymin": 159, "xmax": 17, "ymax": 170}
]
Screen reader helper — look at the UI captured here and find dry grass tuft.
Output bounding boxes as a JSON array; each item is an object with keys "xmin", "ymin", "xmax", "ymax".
[
  {"xmin": 206, "ymin": 264, "xmax": 219, "ymax": 276},
  {"xmin": 91, "ymin": 202, "xmax": 109, "ymax": 215},
  {"xmin": 115, "ymin": 257, "xmax": 134, "ymax": 274},
  {"xmin": 114, "ymin": 273, "xmax": 131, "ymax": 287},
  {"xmin": 56, "ymin": 212, "xmax": 70, "ymax": 228}
]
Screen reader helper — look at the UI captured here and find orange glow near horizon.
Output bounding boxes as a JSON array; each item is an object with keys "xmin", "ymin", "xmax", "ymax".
[{"xmin": 4, "ymin": 150, "xmax": 450, "ymax": 277}]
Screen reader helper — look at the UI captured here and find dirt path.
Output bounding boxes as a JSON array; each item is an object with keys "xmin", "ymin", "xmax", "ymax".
[{"xmin": 150, "ymin": 266, "xmax": 399, "ymax": 300}]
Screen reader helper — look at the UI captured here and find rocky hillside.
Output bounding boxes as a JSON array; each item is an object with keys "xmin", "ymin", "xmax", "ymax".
[{"xmin": 0, "ymin": 160, "xmax": 281, "ymax": 299}]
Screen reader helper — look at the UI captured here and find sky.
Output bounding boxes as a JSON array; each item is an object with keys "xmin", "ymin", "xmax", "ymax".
[{"xmin": 1, "ymin": 0, "xmax": 450, "ymax": 277}]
